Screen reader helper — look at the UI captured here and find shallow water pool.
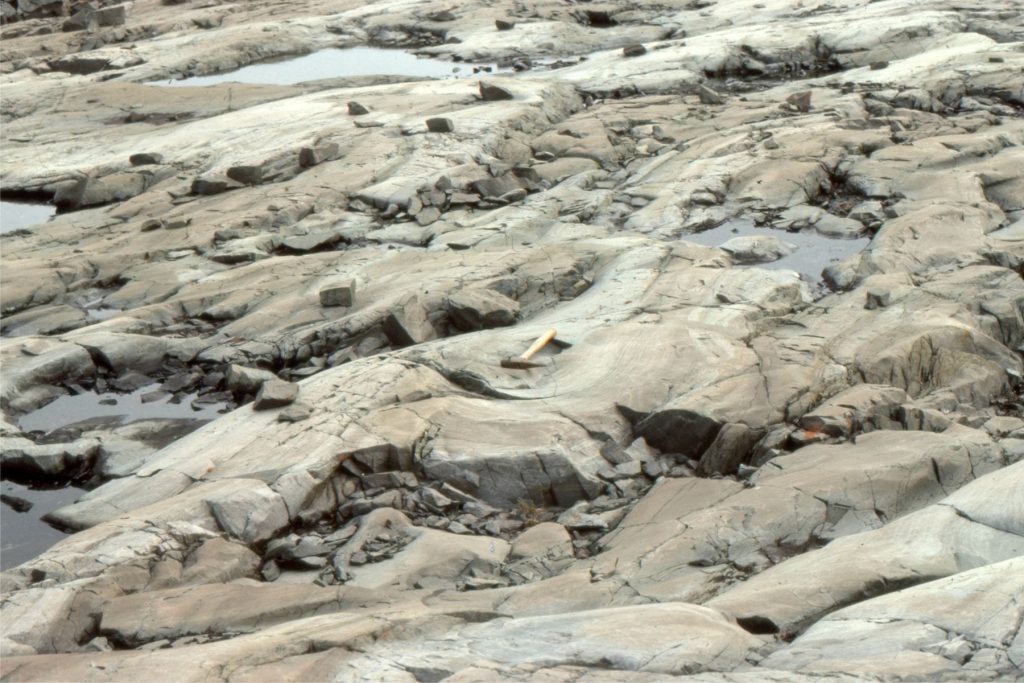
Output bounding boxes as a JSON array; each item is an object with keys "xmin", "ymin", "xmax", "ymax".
[
  {"xmin": 684, "ymin": 219, "xmax": 869, "ymax": 285},
  {"xmin": 160, "ymin": 47, "xmax": 499, "ymax": 87},
  {"xmin": 0, "ymin": 200, "xmax": 55, "ymax": 234}
]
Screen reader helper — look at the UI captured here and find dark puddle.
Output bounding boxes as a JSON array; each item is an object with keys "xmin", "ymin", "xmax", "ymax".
[
  {"xmin": 0, "ymin": 200, "xmax": 55, "ymax": 234},
  {"xmin": 1, "ymin": 480, "xmax": 85, "ymax": 571},
  {"xmin": 18, "ymin": 384, "xmax": 228, "ymax": 435},
  {"xmin": 2, "ymin": 386, "xmax": 230, "ymax": 569},
  {"xmin": 684, "ymin": 219, "xmax": 869, "ymax": 287},
  {"xmin": 159, "ymin": 47, "xmax": 500, "ymax": 87}
]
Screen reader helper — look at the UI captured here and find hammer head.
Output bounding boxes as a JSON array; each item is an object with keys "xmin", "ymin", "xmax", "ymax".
[{"xmin": 500, "ymin": 358, "xmax": 547, "ymax": 369}]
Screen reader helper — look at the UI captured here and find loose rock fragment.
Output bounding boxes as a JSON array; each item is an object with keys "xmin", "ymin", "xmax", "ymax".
[
  {"xmin": 298, "ymin": 143, "xmax": 340, "ymax": 168},
  {"xmin": 226, "ymin": 165, "xmax": 262, "ymax": 186},
  {"xmin": 253, "ymin": 379, "xmax": 299, "ymax": 409},
  {"xmin": 479, "ymin": 82, "xmax": 514, "ymax": 101},
  {"xmin": 319, "ymin": 279, "xmax": 357, "ymax": 307},
  {"xmin": 383, "ymin": 296, "xmax": 437, "ymax": 347},
  {"xmin": 697, "ymin": 84, "xmax": 724, "ymax": 104},
  {"xmin": 129, "ymin": 153, "xmax": 164, "ymax": 166},
  {"xmin": 425, "ymin": 117, "xmax": 454, "ymax": 133},
  {"xmin": 786, "ymin": 90, "xmax": 812, "ymax": 112}
]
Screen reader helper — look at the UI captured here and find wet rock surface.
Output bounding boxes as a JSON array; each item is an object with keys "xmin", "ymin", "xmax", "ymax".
[{"xmin": 1, "ymin": 0, "xmax": 1022, "ymax": 680}]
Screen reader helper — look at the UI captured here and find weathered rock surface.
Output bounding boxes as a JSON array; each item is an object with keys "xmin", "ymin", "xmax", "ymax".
[{"xmin": 1, "ymin": 0, "xmax": 1022, "ymax": 680}]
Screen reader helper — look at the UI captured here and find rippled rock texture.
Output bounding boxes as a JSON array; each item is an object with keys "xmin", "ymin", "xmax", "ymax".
[{"xmin": 1, "ymin": 0, "xmax": 1022, "ymax": 680}]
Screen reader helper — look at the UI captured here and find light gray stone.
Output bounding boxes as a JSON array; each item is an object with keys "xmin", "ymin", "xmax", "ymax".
[{"xmin": 207, "ymin": 483, "xmax": 290, "ymax": 544}]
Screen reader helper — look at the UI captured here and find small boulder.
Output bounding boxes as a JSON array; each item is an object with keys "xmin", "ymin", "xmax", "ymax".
[
  {"xmin": 425, "ymin": 117, "xmax": 454, "ymax": 133},
  {"xmin": 786, "ymin": 90, "xmax": 812, "ymax": 112},
  {"xmin": 62, "ymin": 2, "xmax": 95, "ymax": 31},
  {"xmin": 298, "ymin": 143, "xmax": 340, "ymax": 168},
  {"xmin": 226, "ymin": 165, "xmax": 262, "ymax": 186},
  {"xmin": 129, "ymin": 153, "xmax": 163, "ymax": 166},
  {"xmin": 697, "ymin": 84, "xmax": 724, "ymax": 105},
  {"xmin": 446, "ymin": 289, "xmax": 520, "ymax": 330},
  {"xmin": 191, "ymin": 177, "xmax": 229, "ymax": 196},
  {"xmin": 416, "ymin": 206, "xmax": 441, "ymax": 226},
  {"xmin": 479, "ymin": 82, "xmax": 514, "ymax": 101},
  {"xmin": 347, "ymin": 101, "xmax": 369, "ymax": 115},
  {"xmin": 383, "ymin": 295, "xmax": 437, "ymax": 347},
  {"xmin": 495, "ymin": 19, "xmax": 515, "ymax": 30},
  {"xmin": 225, "ymin": 364, "xmax": 278, "ymax": 396},
  {"xmin": 510, "ymin": 522, "xmax": 573, "ymax": 560},
  {"xmin": 95, "ymin": 4, "xmax": 126, "ymax": 26},
  {"xmin": 319, "ymin": 279, "xmax": 357, "ymax": 307},
  {"xmin": 253, "ymin": 380, "xmax": 299, "ymax": 410},
  {"xmin": 622, "ymin": 44, "xmax": 647, "ymax": 57},
  {"xmin": 207, "ymin": 485, "xmax": 290, "ymax": 545}
]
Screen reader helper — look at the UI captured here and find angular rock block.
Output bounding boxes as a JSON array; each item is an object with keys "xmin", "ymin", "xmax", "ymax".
[
  {"xmin": 697, "ymin": 84, "xmax": 724, "ymax": 104},
  {"xmin": 319, "ymin": 279, "xmax": 357, "ymax": 307},
  {"xmin": 129, "ymin": 152, "xmax": 163, "ymax": 166},
  {"xmin": 225, "ymin": 364, "xmax": 278, "ymax": 396},
  {"xmin": 253, "ymin": 379, "xmax": 299, "ymax": 409},
  {"xmin": 787, "ymin": 90, "xmax": 812, "ymax": 112},
  {"xmin": 207, "ymin": 484, "xmax": 290, "ymax": 544},
  {"xmin": 382, "ymin": 295, "xmax": 437, "ymax": 347},
  {"xmin": 298, "ymin": 142, "xmax": 340, "ymax": 168},
  {"xmin": 479, "ymin": 82, "xmax": 514, "ymax": 101},
  {"xmin": 446, "ymin": 288, "xmax": 520, "ymax": 330},
  {"xmin": 191, "ymin": 177, "xmax": 229, "ymax": 196},
  {"xmin": 226, "ymin": 165, "xmax": 262, "ymax": 186},
  {"xmin": 425, "ymin": 117, "xmax": 454, "ymax": 133}
]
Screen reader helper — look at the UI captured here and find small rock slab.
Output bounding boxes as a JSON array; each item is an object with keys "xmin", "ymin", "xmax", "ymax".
[{"xmin": 253, "ymin": 379, "xmax": 299, "ymax": 409}]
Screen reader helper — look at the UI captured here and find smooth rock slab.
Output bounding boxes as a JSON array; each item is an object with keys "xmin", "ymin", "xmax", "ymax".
[
  {"xmin": 355, "ymin": 603, "xmax": 764, "ymax": 676},
  {"xmin": 99, "ymin": 582, "xmax": 355, "ymax": 645},
  {"xmin": 759, "ymin": 556, "xmax": 1024, "ymax": 681}
]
